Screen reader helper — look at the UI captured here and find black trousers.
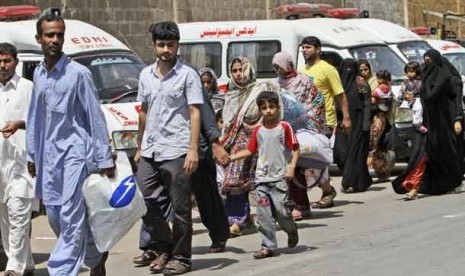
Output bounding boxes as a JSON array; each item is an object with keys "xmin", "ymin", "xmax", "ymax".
[
  {"xmin": 137, "ymin": 154, "xmax": 228, "ymax": 253},
  {"xmin": 136, "ymin": 156, "xmax": 192, "ymax": 262}
]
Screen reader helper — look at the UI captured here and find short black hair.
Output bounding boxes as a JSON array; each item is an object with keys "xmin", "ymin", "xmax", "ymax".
[
  {"xmin": 36, "ymin": 8, "xmax": 65, "ymax": 35},
  {"xmin": 404, "ymin": 61, "xmax": 421, "ymax": 76},
  {"xmin": 0, "ymin": 43, "xmax": 18, "ymax": 60},
  {"xmin": 300, "ymin": 36, "xmax": 321, "ymax": 48},
  {"xmin": 256, "ymin": 91, "xmax": 280, "ymax": 107},
  {"xmin": 376, "ymin": 69, "xmax": 391, "ymax": 81},
  {"xmin": 149, "ymin": 21, "xmax": 180, "ymax": 42}
]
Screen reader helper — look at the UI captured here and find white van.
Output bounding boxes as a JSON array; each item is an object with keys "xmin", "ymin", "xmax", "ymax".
[
  {"xmin": 427, "ymin": 39, "xmax": 465, "ymax": 96},
  {"xmin": 0, "ymin": 8, "xmax": 143, "ymax": 162},
  {"xmin": 178, "ymin": 18, "xmax": 406, "ymax": 90},
  {"xmin": 178, "ymin": 18, "xmax": 413, "ymax": 161},
  {"xmin": 346, "ymin": 18, "xmax": 432, "ymax": 65}
]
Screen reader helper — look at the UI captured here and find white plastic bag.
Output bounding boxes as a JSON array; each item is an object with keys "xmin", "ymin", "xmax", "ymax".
[
  {"xmin": 296, "ymin": 129, "xmax": 333, "ymax": 170},
  {"xmin": 83, "ymin": 151, "xmax": 146, "ymax": 252}
]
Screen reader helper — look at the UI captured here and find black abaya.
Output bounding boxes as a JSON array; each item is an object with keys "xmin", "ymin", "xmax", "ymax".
[
  {"xmin": 419, "ymin": 50, "xmax": 463, "ymax": 194},
  {"xmin": 334, "ymin": 58, "xmax": 373, "ymax": 192}
]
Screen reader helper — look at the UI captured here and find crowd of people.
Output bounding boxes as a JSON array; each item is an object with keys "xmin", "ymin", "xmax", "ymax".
[{"xmin": 0, "ymin": 11, "xmax": 464, "ymax": 276}]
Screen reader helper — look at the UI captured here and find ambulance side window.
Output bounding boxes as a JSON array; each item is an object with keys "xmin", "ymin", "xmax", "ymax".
[
  {"xmin": 23, "ymin": 61, "xmax": 40, "ymax": 82},
  {"xmin": 227, "ymin": 41, "xmax": 281, "ymax": 78},
  {"xmin": 179, "ymin": 43, "xmax": 222, "ymax": 78}
]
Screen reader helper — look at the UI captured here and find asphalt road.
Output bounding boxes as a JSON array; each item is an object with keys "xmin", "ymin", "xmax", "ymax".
[{"xmin": 3, "ymin": 166, "xmax": 465, "ymax": 276}]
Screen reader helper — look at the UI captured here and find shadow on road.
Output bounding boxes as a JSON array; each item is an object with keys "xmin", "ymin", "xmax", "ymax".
[
  {"xmin": 367, "ymin": 186, "xmax": 387, "ymax": 192},
  {"xmin": 33, "ymin": 252, "xmax": 51, "ymax": 265},
  {"xmin": 295, "ymin": 223, "xmax": 327, "ymax": 230},
  {"xmin": 27, "ymin": 268, "xmax": 48, "ymax": 276},
  {"xmin": 193, "ymin": 228, "xmax": 209, "ymax": 236},
  {"xmin": 333, "ymin": 200, "xmax": 364, "ymax": 207},
  {"xmin": 193, "ymin": 257, "xmax": 239, "ymax": 271},
  {"xmin": 279, "ymin": 245, "xmax": 318, "ymax": 255},
  {"xmin": 193, "ymin": 245, "xmax": 247, "ymax": 255},
  {"xmin": 310, "ymin": 210, "xmax": 344, "ymax": 220}
]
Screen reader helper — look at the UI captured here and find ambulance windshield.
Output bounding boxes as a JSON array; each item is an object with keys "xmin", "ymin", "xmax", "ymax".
[
  {"xmin": 73, "ymin": 52, "xmax": 145, "ymax": 102},
  {"xmin": 350, "ymin": 45, "xmax": 405, "ymax": 80},
  {"xmin": 397, "ymin": 41, "xmax": 432, "ymax": 63},
  {"xmin": 444, "ymin": 53, "xmax": 465, "ymax": 76}
]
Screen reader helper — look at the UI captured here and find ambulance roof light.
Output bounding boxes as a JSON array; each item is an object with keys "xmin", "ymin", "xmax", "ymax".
[{"xmin": 0, "ymin": 5, "xmax": 41, "ymax": 21}]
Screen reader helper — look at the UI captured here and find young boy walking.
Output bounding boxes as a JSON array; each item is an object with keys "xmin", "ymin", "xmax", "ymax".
[{"xmin": 230, "ymin": 91, "xmax": 300, "ymax": 259}]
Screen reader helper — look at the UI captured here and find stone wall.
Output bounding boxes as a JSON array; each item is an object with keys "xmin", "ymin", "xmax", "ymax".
[
  {"xmin": 407, "ymin": 0, "xmax": 465, "ymax": 39},
  {"xmin": 2, "ymin": 0, "xmax": 464, "ymax": 62}
]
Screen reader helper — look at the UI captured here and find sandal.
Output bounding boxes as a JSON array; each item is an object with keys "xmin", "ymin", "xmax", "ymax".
[
  {"xmin": 253, "ymin": 249, "xmax": 275, "ymax": 259},
  {"xmin": 403, "ymin": 193, "xmax": 418, "ymax": 201},
  {"xmin": 287, "ymin": 229, "xmax": 299, "ymax": 248},
  {"xmin": 132, "ymin": 249, "xmax": 157, "ymax": 266},
  {"xmin": 148, "ymin": 252, "xmax": 170, "ymax": 273},
  {"xmin": 208, "ymin": 241, "xmax": 226, "ymax": 253},
  {"xmin": 162, "ymin": 259, "xmax": 192, "ymax": 275},
  {"xmin": 311, "ymin": 186, "xmax": 336, "ymax": 209}
]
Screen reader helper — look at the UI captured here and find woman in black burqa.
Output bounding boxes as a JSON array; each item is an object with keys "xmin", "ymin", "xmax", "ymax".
[
  {"xmin": 392, "ymin": 49, "xmax": 464, "ymax": 197},
  {"xmin": 334, "ymin": 58, "xmax": 373, "ymax": 193}
]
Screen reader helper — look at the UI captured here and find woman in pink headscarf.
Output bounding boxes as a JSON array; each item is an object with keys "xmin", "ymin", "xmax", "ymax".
[{"xmin": 272, "ymin": 51, "xmax": 328, "ymax": 220}]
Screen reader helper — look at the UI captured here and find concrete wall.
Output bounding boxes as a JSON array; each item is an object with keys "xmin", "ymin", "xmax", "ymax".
[{"xmin": 2, "ymin": 0, "xmax": 464, "ymax": 62}]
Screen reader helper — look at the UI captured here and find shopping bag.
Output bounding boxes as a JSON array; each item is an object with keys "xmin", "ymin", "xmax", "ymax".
[
  {"xmin": 83, "ymin": 151, "xmax": 146, "ymax": 252},
  {"xmin": 280, "ymin": 89, "xmax": 308, "ymax": 131},
  {"xmin": 296, "ymin": 129, "xmax": 333, "ymax": 170}
]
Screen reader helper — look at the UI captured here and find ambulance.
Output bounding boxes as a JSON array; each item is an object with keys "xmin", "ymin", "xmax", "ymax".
[
  {"xmin": 0, "ymin": 6, "xmax": 143, "ymax": 163},
  {"xmin": 178, "ymin": 17, "xmax": 413, "ymax": 161},
  {"xmin": 177, "ymin": 17, "xmax": 406, "ymax": 91},
  {"xmin": 346, "ymin": 18, "xmax": 432, "ymax": 65},
  {"xmin": 426, "ymin": 39, "xmax": 465, "ymax": 96}
]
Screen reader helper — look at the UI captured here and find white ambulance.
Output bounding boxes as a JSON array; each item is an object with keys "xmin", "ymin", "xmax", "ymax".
[
  {"xmin": 346, "ymin": 18, "xmax": 432, "ymax": 65},
  {"xmin": 178, "ymin": 17, "xmax": 413, "ymax": 161},
  {"xmin": 427, "ymin": 39, "xmax": 465, "ymax": 96},
  {"xmin": 0, "ymin": 6, "xmax": 142, "ymax": 162},
  {"xmin": 178, "ymin": 17, "xmax": 406, "ymax": 91}
]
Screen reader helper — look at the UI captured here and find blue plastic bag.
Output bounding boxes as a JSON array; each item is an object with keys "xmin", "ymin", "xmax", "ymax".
[{"xmin": 280, "ymin": 89, "xmax": 307, "ymax": 131}]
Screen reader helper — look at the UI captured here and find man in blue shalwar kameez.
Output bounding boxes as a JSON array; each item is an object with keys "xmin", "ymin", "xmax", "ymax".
[{"xmin": 26, "ymin": 11, "xmax": 115, "ymax": 276}]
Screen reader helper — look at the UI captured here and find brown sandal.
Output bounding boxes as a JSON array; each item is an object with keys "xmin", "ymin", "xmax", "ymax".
[
  {"xmin": 253, "ymin": 249, "xmax": 274, "ymax": 259},
  {"xmin": 311, "ymin": 187, "xmax": 337, "ymax": 209},
  {"xmin": 132, "ymin": 249, "xmax": 157, "ymax": 266},
  {"xmin": 310, "ymin": 196, "xmax": 334, "ymax": 208},
  {"xmin": 148, "ymin": 252, "xmax": 170, "ymax": 273}
]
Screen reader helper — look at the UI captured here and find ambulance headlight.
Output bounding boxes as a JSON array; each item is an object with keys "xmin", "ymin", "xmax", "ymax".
[{"xmin": 112, "ymin": 131, "xmax": 138, "ymax": 150}]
